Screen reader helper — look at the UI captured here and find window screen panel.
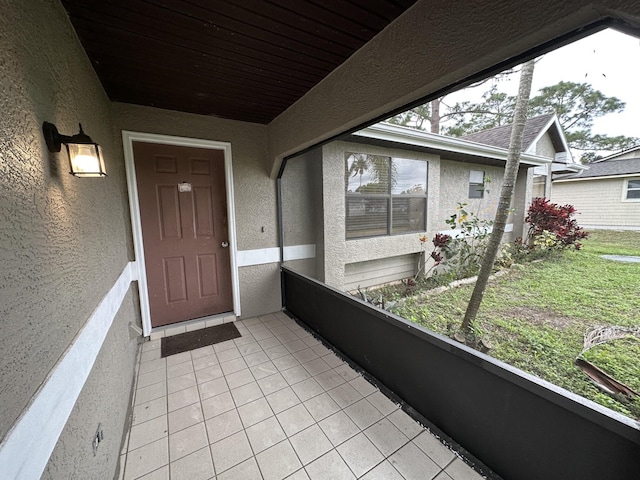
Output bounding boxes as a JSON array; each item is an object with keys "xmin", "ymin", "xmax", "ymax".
[
  {"xmin": 469, "ymin": 183, "xmax": 484, "ymax": 198},
  {"xmin": 627, "ymin": 179, "xmax": 640, "ymax": 199}
]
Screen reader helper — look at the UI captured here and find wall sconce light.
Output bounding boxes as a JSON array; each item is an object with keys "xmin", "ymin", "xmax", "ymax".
[{"xmin": 43, "ymin": 122, "xmax": 107, "ymax": 177}]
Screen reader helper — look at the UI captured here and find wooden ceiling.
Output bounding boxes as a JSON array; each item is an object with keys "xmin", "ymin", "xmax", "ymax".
[{"xmin": 61, "ymin": 0, "xmax": 418, "ymax": 124}]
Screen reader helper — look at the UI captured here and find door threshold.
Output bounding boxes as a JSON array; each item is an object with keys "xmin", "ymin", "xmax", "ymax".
[{"xmin": 147, "ymin": 312, "xmax": 237, "ymax": 341}]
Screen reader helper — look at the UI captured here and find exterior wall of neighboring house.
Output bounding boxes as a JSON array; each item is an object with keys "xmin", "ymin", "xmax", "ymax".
[
  {"xmin": 0, "ymin": 1, "xmax": 138, "ymax": 478},
  {"xmin": 318, "ymin": 141, "xmax": 531, "ymax": 292},
  {"xmin": 320, "ymin": 141, "xmax": 441, "ymax": 291},
  {"xmin": 111, "ymin": 103, "xmax": 281, "ymax": 318},
  {"xmin": 531, "ymin": 132, "xmax": 556, "ymax": 198},
  {"xmin": 438, "ymin": 160, "xmax": 505, "ymax": 228},
  {"xmin": 552, "ymin": 177, "xmax": 640, "ymax": 230}
]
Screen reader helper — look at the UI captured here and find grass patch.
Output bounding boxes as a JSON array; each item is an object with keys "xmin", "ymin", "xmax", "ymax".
[{"xmin": 394, "ymin": 230, "xmax": 640, "ymax": 419}]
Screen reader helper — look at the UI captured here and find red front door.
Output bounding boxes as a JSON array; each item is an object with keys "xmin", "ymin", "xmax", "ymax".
[{"xmin": 133, "ymin": 141, "xmax": 233, "ymax": 327}]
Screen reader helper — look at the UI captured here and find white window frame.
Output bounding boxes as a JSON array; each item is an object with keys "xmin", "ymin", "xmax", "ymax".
[
  {"xmin": 622, "ymin": 177, "xmax": 640, "ymax": 202},
  {"xmin": 344, "ymin": 154, "xmax": 428, "ymax": 239},
  {"xmin": 469, "ymin": 170, "xmax": 485, "ymax": 199}
]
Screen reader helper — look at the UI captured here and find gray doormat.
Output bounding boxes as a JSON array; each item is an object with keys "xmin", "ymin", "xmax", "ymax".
[{"xmin": 161, "ymin": 322, "xmax": 241, "ymax": 358}]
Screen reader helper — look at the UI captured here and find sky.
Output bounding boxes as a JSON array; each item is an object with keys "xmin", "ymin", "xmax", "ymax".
[{"xmin": 444, "ymin": 28, "xmax": 640, "ymax": 140}]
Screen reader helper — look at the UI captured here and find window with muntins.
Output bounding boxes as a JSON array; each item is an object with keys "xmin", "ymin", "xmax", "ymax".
[
  {"xmin": 626, "ymin": 178, "xmax": 640, "ymax": 200},
  {"xmin": 345, "ymin": 153, "xmax": 427, "ymax": 239},
  {"xmin": 469, "ymin": 170, "xmax": 485, "ymax": 198}
]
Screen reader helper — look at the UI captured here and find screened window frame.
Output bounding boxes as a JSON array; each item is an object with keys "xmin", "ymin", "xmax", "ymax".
[
  {"xmin": 344, "ymin": 154, "xmax": 428, "ymax": 240},
  {"xmin": 623, "ymin": 177, "xmax": 640, "ymax": 201},
  {"xmin": 469, "ymin": 169, "xmax": 485, "ymax": 199}
]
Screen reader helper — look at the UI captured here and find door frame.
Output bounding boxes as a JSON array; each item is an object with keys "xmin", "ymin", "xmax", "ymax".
[{"xmin": 122, "ymin": 131, "xmax": 241, "ymax": 336}]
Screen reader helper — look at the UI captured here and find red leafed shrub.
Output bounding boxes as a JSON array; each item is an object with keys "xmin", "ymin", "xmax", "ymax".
[{"xmin": 525, "ymin": 197, "xmax": 589, "ymax": 250}]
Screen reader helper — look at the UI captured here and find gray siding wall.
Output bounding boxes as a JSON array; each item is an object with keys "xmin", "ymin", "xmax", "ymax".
[
  {"xmin": 1, "ymin": 1, "xmax": 138, "ymax": 477},
  {"xmin": 552, "ymin": 178, "xmax": 640, "ymax": 229},
  {"xmin": 344, "ymin": 254, "xmax": 417, "ymax": 291}
]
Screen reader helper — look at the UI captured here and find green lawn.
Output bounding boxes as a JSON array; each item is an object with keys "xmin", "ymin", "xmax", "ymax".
[{"xmin": 395, "ymin": 230, "xmax": 640, "ymax": 419}]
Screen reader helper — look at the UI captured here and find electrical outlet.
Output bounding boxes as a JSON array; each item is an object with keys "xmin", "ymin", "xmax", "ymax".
[{"xmin": 92, "ymin": 424, "xmax": 104, "ymax": 456}]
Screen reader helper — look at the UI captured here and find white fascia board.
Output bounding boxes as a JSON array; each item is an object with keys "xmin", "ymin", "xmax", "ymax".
[
  {"xmin": 551, "ymin": 162, "xmax": 588, "ymax": 173},
  {"xmin": 526, "ymin": 115, "xmax": 575, "ymax": 163},
  {"xmin": 554, "ymin": 173, "xmax": 640, "ymax": 183},
  {"xmin": 355, "ymin": 123, "xmax": 550, "ymax": 167},
  {"xmin": 594, "ymin": 145, "xmax": 640, "ymax": 162}
]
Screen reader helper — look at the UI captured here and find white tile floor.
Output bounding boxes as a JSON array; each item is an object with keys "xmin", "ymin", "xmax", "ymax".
[{"xmin": 119, "ymin": 312, "xmax": 485, "ymax": 480}]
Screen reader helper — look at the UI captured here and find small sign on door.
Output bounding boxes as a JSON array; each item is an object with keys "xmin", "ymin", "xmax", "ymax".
[{"xmin": 177, "ymin": 182, "xmax": 192, "ymax": 192}]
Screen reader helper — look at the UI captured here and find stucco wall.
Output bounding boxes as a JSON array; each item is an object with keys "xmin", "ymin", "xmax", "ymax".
[
  {"xmin": 281, "ymin": 149, "xmax": 323, "ymax": 248},
  {"xmin": 110, "ymin": 103, "xmax": 282, "ymax": 317},
  {"xmin": 552, "ymin": 177, "xmax": 640, "ymax": 229},
  {"xmin": 438, "ymin": 161, "xmax": 505, "ymax": 228},
  {"xmin": 321, "ymin": 141, "xmax": 440, "ymax": 290},
  {"xmin": 281, "ymin": 148, "xmax": 324, "ymax": 280},
  {"xmin": 0, "ymin": 0, "xmax": 137, "ymax": 477},
  {"xmin": 42, "ymin": 288, "xmax": 139, "ymax": 480},
  {"xmin": 535, "ymin": 133, "xmax": 556, "ymax": 158}
]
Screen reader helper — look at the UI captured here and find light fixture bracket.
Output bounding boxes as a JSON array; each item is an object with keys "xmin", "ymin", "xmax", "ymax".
[{"xmin": 42, "ymin": 121, "xmax": 107, "ymax": 177}]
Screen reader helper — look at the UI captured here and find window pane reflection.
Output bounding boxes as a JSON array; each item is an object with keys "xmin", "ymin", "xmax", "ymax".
[{"xmin": 391, "ymin": 158, "xmax": 427, "ymax": 194}]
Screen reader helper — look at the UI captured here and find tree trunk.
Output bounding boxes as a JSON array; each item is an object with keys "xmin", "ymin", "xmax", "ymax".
[
  {"xmin": 459, "ymin": 59, "xmax": 536, "ymax": 341},
  {"xmin": 430, "ymin": 98, "xmax": 441, "ymax": 134}
]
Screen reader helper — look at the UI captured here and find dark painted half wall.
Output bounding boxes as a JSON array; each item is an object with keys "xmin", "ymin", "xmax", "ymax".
[{"xmin": 282, "ymin": 267, "xmax": 640, "ymax": 480}]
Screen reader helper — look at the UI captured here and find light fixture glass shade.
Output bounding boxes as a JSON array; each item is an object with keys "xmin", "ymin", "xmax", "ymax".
[{"xmin": 66, "ymin": 143, "xmax": 106, "ymax": 177}]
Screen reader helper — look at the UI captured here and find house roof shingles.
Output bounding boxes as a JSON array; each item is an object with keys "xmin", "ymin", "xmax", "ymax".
[
  {"xmin": 564, "ymin": 157, "xmax": 640, "ymax": 179},
  {"xmin": 461, "ymin": 113, "xmax": 556, "ymax": 151}
]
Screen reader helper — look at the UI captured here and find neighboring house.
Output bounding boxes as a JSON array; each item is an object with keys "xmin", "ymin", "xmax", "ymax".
[
  {"xmin": 462, "ymin": 113, "xmax": 586, "ymax": 198},
  {"xmin": 552, "ymin": 146, "xmax": 640, "ymax": 230},
  {"xmin": 282, "ymin": 123, "xmax": 551, "ymax": 292},
  {"xmin": 3, "ymin": 1, "xmax": 640, "ymax": 479}
]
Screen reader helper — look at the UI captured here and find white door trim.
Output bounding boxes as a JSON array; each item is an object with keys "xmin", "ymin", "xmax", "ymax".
[{"xmin": 122, "ymin": 131, "xmax": 241, "ymax": 336}]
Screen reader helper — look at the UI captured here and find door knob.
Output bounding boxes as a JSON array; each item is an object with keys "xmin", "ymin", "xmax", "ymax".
[{"xmin": 221, "ymin": 241, "xmax": 229, "ymax": 248}]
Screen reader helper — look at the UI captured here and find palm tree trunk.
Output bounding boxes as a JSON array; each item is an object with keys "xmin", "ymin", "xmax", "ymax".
[{"xmin": 460, "ymin": 59, "xmax": 536, "ymax": 340}]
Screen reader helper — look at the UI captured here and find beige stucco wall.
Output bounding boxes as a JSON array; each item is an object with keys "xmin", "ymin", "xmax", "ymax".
[
  {"xmin": 0, "ymin": 0, "xmax": 138, "ymax": 477},
  {"xmin": 5, "ymin": 1, "xmax": 640, "ymax": 477},
  {"xmin": 438, "ymin": 161, "xmax": 531, "ymax": 241},
  {"xmin": 321, "ymin": 141, "xmax": 440, "ymax": 290},
  {"xmin": 110, "ymin": 103, "xmax": 281, "ymax": 317},
  {"xmin": 535, "ymin": 133, "xmax": 557, "ymax": 158},
  {"xmin": 281, "ymin": 148, "xmax": 324, "ymax": 279},
  {"xmin": 319, "ymin": 143, "xmax": 533, "ymax": 290},
  {"xmin": 267, "ymin": 0, "xmax": 640, "ymax": 175},
  {"xmin": 552, "ymin": 177, "xmax": 640, "ymax": 229},
  {"xmin": 438, "ymin": 161, "xmax": 505, "ymax": 228},
  {"xmin": 43, "ymin": 288, "xmax": 139, "ymax": 480}
]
